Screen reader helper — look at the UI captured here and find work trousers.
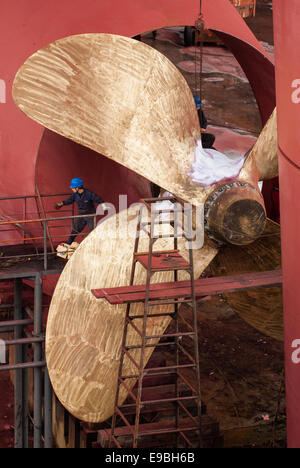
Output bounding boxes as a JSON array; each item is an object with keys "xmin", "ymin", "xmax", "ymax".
[{"xmin": 67, "ymin": 212, "xmax": 95, "ymax": 245}]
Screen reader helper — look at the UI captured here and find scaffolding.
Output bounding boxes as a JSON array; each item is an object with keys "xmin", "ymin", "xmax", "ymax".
[
  {"xmin": 92, "ymin": 197, "xmax": 282, "ymax": 448},
  {"xmin": 0, "ymin": 193, "xmax": 282, "ymax": 448},
  {"xmin": 0, "ymin": 192, "xmax": 97, "ymax": 448},
  {"xmin": 111, "ymin": 197, "xmax": 202, "ymax": 448},
  {"xmin": 0, "ymin": 193, "xmax": 98, "ymax": 270},
  {"xmin": 0, "ymin": 271, "xmax": 61, "ymax": 448}
]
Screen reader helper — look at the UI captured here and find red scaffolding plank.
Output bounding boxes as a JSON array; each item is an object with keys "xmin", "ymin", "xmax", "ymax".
[{"xmin": 92, "ymin": 270, "xmax": 282, "ymax": 305}]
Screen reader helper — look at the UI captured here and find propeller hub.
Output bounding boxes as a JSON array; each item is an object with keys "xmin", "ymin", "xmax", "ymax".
[{"xmin": 204, "ymin": 181, "xmax": 266, "ymax": 246}]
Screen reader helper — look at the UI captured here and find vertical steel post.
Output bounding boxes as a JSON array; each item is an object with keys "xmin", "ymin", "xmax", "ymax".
[
  {"xmin": 43, "ymin": 220, "xmax": 48, "ymax": 271},
  {"xmin": 133, "ymin": 212, "xmax": 156, "ymax": 448},
  {"xmin": 173, "ymin": 210, "xmax": 179, "ymax": 446},
  {"xmin": 14, "ymin": 278, "xmax": 25, "ymax": 448},
  {"xmin": 23, "ymin": 197, "xmax": 27, "ymax": 244},
  {"xmin": 44, "ymin": 367, "xmax": 53, "ymax": 448},
  {"xmin": 33, "ymin": 273, "xmax": 43, "ymax": 448},
  {"xmin": 188, "ymin": 236, "xmax": 203, "ymax": 448},
  {"xmin": 22, "ymin": 344, "xmax": 29, "ymax": 448}
]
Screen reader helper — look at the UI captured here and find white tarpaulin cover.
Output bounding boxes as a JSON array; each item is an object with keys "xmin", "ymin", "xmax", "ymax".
[{"xmin": 189, "ymin": 139, "xmax": 245, "ymax": 186}]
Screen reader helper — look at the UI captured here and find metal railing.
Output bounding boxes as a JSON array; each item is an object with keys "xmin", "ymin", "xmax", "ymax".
[
  {"xmin": 0, "ymin": 193, "xmax": 99, "ymax": 448},
  {"xmin": 0, "ymin": 192, "xmax": 97, "ymax": 271},
  {"xmin": 0, "ymin": 213, "xmax": 97, "ymax": 270},
  {"xmin": 0, "ymin": 193, "xmax": 72, "ymax": 245}
]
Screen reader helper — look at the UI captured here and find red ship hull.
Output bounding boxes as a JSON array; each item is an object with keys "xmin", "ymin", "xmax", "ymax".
[
  {"xmin": 0, "ymin": 0, "xmax": 274, "ymax": 211},
  {"xmin": 0, "ymin": 0, "xmax": 275, "ymax": 298},
  {"xmin": 6, "ymin": 0, "xmax": 300, "ymax": 447},
  {"xmin": 273, "ymin": 0, "xmax": 300, "ymax": 449}
]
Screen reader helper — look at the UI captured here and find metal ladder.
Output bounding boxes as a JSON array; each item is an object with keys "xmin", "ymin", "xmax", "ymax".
[{"xmin": 109, "ymin": 196, "xmax": 203, "ymax": 448}]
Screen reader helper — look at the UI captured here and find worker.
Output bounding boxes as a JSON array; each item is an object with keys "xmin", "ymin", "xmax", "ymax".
[
  {"xmin": 193, "ymin": 95, "xmax": 216, "ymax": 149},
  {"xmin": 55, "ymin": 177, "xmax": 105, "ymax": 245}
]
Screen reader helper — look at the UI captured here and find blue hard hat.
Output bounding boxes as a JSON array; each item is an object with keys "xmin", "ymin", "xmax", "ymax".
[
  {"xmin": 193, "ymin": 95, "xmax": 201, "ymax": 109},
  {"xmin": 70, "ymin": 177, "xmax": 84, "ymax": 188}
]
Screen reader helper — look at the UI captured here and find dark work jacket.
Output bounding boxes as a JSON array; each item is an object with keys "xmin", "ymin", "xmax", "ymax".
[{"xmin": 62, "ymin": 189, "xmax": 104, "ymax": 214}]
